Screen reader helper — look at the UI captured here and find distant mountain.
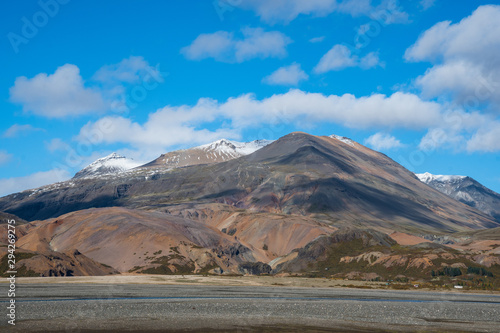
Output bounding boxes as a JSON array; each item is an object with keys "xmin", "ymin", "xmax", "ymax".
[
  {"xmin": 2, "ymin": 132, "xmax": 497, "ymax": 234},
  {"xmin": 416, "ymin": 172, "xmax": 466, "ymax": 184},
  {"xmin": 416, "ymin": 172, "xmax": 500, "ymax": 221},
  {"xmin": 73, "ymin": 153, "xmax": 141, "ymax": 179},
  {"xmin": 75, "ymin": 139, "xmax": 273, "ymax": 177},
  {"xmin": 142, "ymin": 139, "xmax": 273, "ymax": 169}
]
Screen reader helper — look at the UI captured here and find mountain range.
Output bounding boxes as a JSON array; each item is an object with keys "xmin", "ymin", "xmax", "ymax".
[
  {"xmin": 1, "ymin": 132, "xmax": 499, "ymax": 284},
  {"xmin": 2, "ymin": 132, "xmax": 496, "ymax": 231}
]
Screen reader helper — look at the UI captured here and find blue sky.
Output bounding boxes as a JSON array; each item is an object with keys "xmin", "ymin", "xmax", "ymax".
[{"xmin": 1, "ymin": 0, "xmax": 500, "ymax": 196}]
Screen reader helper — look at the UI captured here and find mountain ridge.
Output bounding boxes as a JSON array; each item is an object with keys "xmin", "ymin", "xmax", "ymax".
[
  {"xmin": 1, "ymin": 132, "xmax": 497, "ymax": 234},
  {"xmin": 417, "ymin": 172, "xmax": 500, "ymax": 222}
]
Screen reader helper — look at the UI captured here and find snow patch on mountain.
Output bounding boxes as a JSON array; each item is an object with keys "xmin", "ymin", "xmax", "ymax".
[
  {"xmin": 329, "ymin": 134, "xmax": 355, "ymax": 146},
  {"xmin": 73, "ymin": 153, "xmax": 141, "ymax": 179}
]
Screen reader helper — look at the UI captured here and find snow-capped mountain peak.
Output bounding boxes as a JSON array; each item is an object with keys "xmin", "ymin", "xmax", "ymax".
[
  {"xmin": 197, "ymin": 139, "xmax": 273, "ymax": 156},
  {"xmin": 94, "ymin": 152, "xmax": 123, "ymax": 162},
  {"xmin": 416, "ymin": 171, "xmax": 500, "ymax": 221},
  {"xmin": 144, "ymin": 138, "xmax": 274, "ymax": 169},
  {"xmin": 237, "ymin": 139, "xmax": 274, "ymax": 155},
  {"xmin": 73, "ymin": 153, "xmax": 141, "ymax": 179},
  {"xmin": 198, "ymin": 139, "xmax": 238, "ymax": 155},
  {"xmin": 416, "ymin": 172, "xmax": 466, "ymax": 184}
]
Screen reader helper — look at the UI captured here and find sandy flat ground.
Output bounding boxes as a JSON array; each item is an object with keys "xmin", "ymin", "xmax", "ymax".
[
  {"xmin": 3, "ymin": 274, "xmax": 497, "ymax": 295},
  {"xmin": 8, "ymin": 274, "xmax": 388, "ymax": 288}
]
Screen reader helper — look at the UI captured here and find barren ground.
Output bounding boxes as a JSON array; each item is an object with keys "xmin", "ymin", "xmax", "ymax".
[{"xmin": 3, "ymin": 274, "xmax": 499, "ymax": 294}]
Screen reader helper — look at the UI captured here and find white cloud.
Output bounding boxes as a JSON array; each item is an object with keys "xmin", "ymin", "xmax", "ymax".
[
  {"xmin": 180, "ymin": 31, "xmax": 234, "ymax": 62},
  {"xmin": 235, "ymin": 28, "xmax": 291, "ymax": 61},
  {"xmin": 77, "ymin": 90, "xmax": 443, "ymax": 151},
  {"xmin": 370, "ymin": 0, "xmax": 409, "ymax": 24},
  {"xmin": 45, "ymin": 138, "xmax": 70, "ymax": 153},
  {"xmin": 413, "ymin": 60, "xmax": 500, "ymax": 109},
  {"xmin": 420, "ymin": 0, "xmax": 435, "ymax": 10},
  {"xmin": 365, "ymin": 132, "xmax": 404, "ymax": 150},
  {"xmin": 314, "ymin": 44, "xmax": 381, "ymax": 73},
  {"xmin": 77, "ymin": 97, "xmax": 240, "ymax": 149},
  {"xmin": 0, "ymin": 169, "xmax": 71, "ymax": 197},
  {"xmin": 315, "ymin": 45, "xmax": 356, "ymax": 72},
  {"xmin": 406, "ymin": 5, "xmax": 500, "ymax": 63},
  {"xmin": 338, "ymin": 0, "xmax": 373, "ymax": 16},
  {"xmin": 235, "ymin": 0, "xmax": 408, "ymax": 24},
  {"xmin": 406, "ymin": 5, "xmax": 500, "ymax": 108},
  {"xmin": 181, "ymin": 28, "xmax": 292, "ymax": 63},
  {"xmin": 405, "ymin": 21, "xmax": 451, "ymax": 62},
  {"xmin": 79, "ymin": 115, "xmax": 239, "ymax": 148},
  {"xmin": 203, "ymin": 90, "xmax": 443, "ymax": 129},
  {"xmin": 466, "ymin": 123, "xmax": 500, "ymax": 153},
  {"xmin": 262, "ymin": 63, "xmax": 309, "ymax": 86},
  {"xmin": 9, "ymin": 57, "xmax": 164, "ymax": 118},
  {"xmin": 93, "ymin": 56, "xmax": 160, "ymax": 84},
  {"xmin": 0, "ymin": 151, "xmax": 12, "ymax": 166},
  {"xmin": 3, "ymin": 124, "xmax": 42, "ymax": 138},
  {"xmin": 417, "ymin": 111, "xmax": 500, "ymax": 153},
  {"xmin": 93, "ymin": 56, "xmax": 166, "ymax": 113},
  {"xmin": 404, "ymin": 5, "xmax": 500, "ymax": 153},
  {"xmin": 216, "ymin": 90, "xmax": 443, "ymax": 129},
  {"xmin": 9, "ymin": 64, "xmax": 108, "ymax": 118},
  {"xmin": 309, "ymin": 36, "xmax": 325, "ymax": 43},
  {"xmin": 416, "ymin": 61, "xmax": 480, "ymax": 99},
  {"xmin": 359, "ymin": 52, "xmax": 382, "ymax": 69},
  {"xmin": 418, "ymin": 128, "xmax": 465, "ymax": 152},
  {"xmin": 235, "ymin": 0, "xmax": 338, "ymax": 24}
]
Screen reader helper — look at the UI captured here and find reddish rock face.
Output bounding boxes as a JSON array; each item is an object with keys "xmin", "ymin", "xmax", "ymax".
[
  {"xmin": 389, "ymin": 232, "xmax": 432, "ymax": 246},
  {"xmin": 12, "ymin": 207, "xmax": 253, "ymax": 273},
  {"xmin": 6, "ymin": 206, "xmax": 336, "ymax": 274}
]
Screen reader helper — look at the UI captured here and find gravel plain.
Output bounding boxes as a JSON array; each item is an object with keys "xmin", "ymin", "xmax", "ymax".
[{"xmin": 0, "ymin": 281, "xmax": 499, "ymax": 332}]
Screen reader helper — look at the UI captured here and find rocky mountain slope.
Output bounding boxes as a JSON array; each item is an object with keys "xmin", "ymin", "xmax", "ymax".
[
  {"xmin": 10, "ymin": 206, "xmax": 335, "ymax": 274},
  {"xmin": 272, "ymin": 228, "xmax": 500, "ymax": 287},
  {"xmin": 417, "ymin": 172, "xmax": 500, "ymax": 221},
  {"xmin": 73, "ymin": 153, "xmax": 141, "ymax": 179},
  {"xmin": 13, "ymin": 207, "xmax": 253, "ymax": 273},
  {"xmin": 0, "ymin": 247, "xmax": 118, "ymax": 277},
  {"xmin": 0, "ymin": 220, "xmax": 117, "ymax": 276},
  {"xmin": 142, "ymin": 139, "xmax": 272, "ymax": 169},
  {"xmin": 164, "ymin": 203, "xmax": 337, "ymax": 262}
]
